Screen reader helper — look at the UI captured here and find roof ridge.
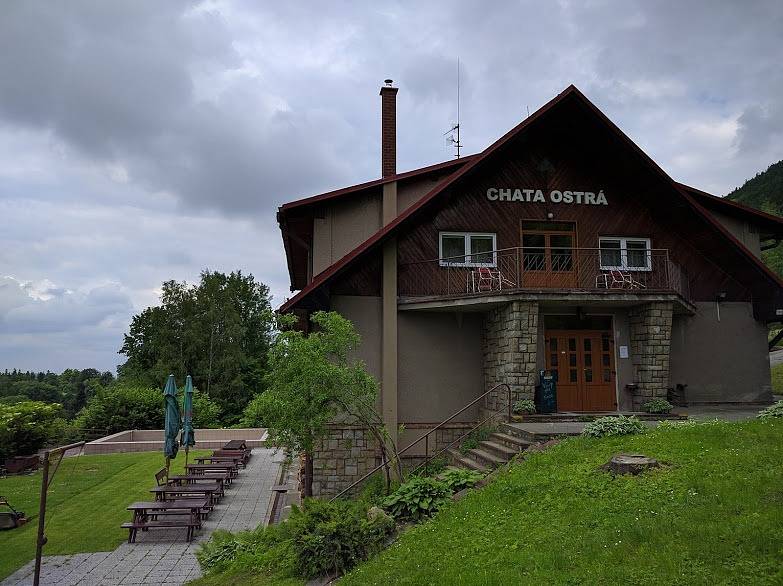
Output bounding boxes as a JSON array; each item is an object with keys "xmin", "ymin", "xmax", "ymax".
[{"xmin": 279, "ymin": 85, "xmax": 783, "ymax": 312}]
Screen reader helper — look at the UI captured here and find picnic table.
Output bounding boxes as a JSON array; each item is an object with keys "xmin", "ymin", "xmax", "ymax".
[
  {"xmin": 195, "ymin": 455, "xmax": 245, "ymax": 468},
  {"xmin": 122, "ymin": 499, "xmax": 208, "ymax": 542},
  {"xmin": 213, "ymin": 448, "xmax": 251, "ymax": 464},
  {"xmin": 186, "ymin": 463, "xmax": 239, "ymax": 478},
  {"xmin": 149, "ymin": 482, "xmax": 222, "ymax": 506},
  {"xmin": 223, "ymin": 439, "xmax": 246, "ymax": 450},
  {"xmin": 168, "ymin": 472, "xmax": 232, "ymax": 487}
]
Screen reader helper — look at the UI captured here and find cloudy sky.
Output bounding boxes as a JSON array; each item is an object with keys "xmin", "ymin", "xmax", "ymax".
[{"xmin": 1, "ymin": 1, "xmax": 782, "ymax": 373}]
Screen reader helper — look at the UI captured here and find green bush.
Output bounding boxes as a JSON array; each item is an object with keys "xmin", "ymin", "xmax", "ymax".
[
  {"xmin": 75, "ymin": 384, "xmax": 222, "ymax": 433},
  {"xmin": 382, "ymin": 476, "xmax": 451, "ymax": 521},
  {"xmin": 197, "ymin": 498, "xmax": 393, "ymax": 580},
  {"xmin": 758, "ymin": 400, "xmax": 783, "ymax": 420},
  {"xmin": 0, "ymin": 401, "xmax": 64, "ymax": 461},
  {"xmin": 643, "ymin": 398, "xmax": 673, "ymax": 414},
  {"xmin": 239, "ymin": 392, "xmax": 265, "ymax": 427},
  {"xmin": 582, "ymin": 415, "xmax": 646, "ymax": 438},
  {"xmin": 513, "ymin": 399, "xmax": 536, "ymax": 415},
  {"xmin": 438, "ymin": 468, "xmax": 485, "ymax": 492}
]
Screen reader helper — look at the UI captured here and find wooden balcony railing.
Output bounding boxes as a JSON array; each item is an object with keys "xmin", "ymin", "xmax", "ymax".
[{"xmin": 399, "ymin": 247, "xmax": 691, "ymax": 302}]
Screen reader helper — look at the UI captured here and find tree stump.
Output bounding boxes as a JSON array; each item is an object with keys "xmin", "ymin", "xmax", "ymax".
[{"xmin": 602, "ymin": 453, "xmax": 659, "ymax": 475}]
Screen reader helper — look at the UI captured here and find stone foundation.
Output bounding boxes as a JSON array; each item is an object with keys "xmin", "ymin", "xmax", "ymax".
[
  {"xmin": 482, "ymin": 301, "xmax": 539, "ymax": 416},
  {"xmin": 310, "ymin": 425, "xmax": 380, "ymax": 498},
  {"xmin": 628, "ymin": 301, "xmax": 673, "ymax": 410}
]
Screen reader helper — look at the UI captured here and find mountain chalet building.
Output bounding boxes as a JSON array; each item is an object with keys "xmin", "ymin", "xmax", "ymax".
[{"xmin": 278, "ymin": 83, "xmax": 783, "ymax": 496}]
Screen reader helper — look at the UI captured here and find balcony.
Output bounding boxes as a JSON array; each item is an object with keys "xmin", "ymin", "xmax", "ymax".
[{"xmin": 398, "ymin": 247, "xmax": 691, "ymax": 306}]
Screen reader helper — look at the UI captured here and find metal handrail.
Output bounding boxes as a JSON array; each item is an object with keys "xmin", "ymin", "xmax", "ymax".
[{"xmin": 331, "ymin": 383, "xmax": 511, "ymax": 500}]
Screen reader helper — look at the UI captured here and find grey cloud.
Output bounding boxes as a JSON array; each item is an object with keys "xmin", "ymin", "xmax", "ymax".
[{"xmin": 1, "ymin": 1, "xmax": 783, "ymax": 371}]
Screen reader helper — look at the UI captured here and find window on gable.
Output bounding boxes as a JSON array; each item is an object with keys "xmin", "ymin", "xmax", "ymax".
[
  {"xmin": 599, "ymin": 237, "xmax": 651, "ymax": 271},
  {"xmin": 439, "ymin": 232, "xmax": 497, "ymax": 267}
]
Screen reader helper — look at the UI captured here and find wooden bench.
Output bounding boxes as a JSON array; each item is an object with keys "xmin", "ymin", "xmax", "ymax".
[
  {"xmin": 186, "ymin": 463, "xmax": 239, "ymax": 478},
  {"xmin": 195, "ymin": 455, "xmax": 245, "ymax": 468},
  {"xmin": 121, "ymin": 520, "xmax": 200, "ymax": 542},
  {"xmin": 123, "ymin": 499, "xmax": 207, "ymax": 543},
  {"xmin": 168, "ymin": 472, "xmax": 232, "ymax": 486},
  {"xmin": 212, "ymin": 449, "xmax": 251, "ymax": 464},
  {"xmin": 150, "ymin": 483, "xmax": 222, "ymax": 507}
]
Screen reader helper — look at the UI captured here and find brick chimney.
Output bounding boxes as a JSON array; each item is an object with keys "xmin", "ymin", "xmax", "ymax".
[{"xmin": 380, "ymin": 79, "xmax": 398, "ymax": 178}]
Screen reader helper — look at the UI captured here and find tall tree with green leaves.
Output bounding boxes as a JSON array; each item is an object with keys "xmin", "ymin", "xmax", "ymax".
[
  {"xmin": 118, "ymin": 270, "xmax": 273, "ymax": 422},
  {"xmin": 247, "ymin": 311, "xmax": 398, "ymax": 497}
]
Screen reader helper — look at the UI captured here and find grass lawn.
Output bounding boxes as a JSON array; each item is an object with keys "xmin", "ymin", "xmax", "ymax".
[
  {"xmin": 340, "ymin": 419, "xmax": 783, "ymax": 585},
  {"xmin": 0, "ymin": 449, "xmax": 209, "ymax": 580},
  {"xmin": 771, "ymin": 362, "xmax": 783, "ymax": 393}
]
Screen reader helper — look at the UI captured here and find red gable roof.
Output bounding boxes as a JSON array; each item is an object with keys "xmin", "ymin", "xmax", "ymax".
[{"xmin": 279, "ymin": 85, "xmax": 783, "ymax": 313}]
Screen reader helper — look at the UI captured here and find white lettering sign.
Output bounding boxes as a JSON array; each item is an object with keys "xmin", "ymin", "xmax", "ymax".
[{"xmin": 486, "ymin": 188, "xmax": 607, "ymax": 205}]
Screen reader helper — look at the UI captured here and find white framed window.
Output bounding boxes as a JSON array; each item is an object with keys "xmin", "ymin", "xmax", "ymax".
[
  {"xmin": 599, "ymin": 237, "xmax": 652, "ymax": 271},
  {"xmin": 439, "ymin": 232, "xmax": 497, "ymax": 267}
]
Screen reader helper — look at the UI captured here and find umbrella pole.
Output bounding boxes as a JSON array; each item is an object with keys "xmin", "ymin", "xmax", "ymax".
[
  {"xmin": 165, "ymin": 456, "xmax": 170, "ymax": 478},
  {"xmin": 185, "ymin": 446, "xmax": 189, "ymax": 468}
]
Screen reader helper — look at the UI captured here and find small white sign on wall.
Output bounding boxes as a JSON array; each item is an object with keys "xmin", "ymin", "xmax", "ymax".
[{"xmin": 619, "ymin": 345, "xmax": 629, "ymax": 359}]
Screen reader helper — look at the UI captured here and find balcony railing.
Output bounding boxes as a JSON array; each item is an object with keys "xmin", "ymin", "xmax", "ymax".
[{"xmin": 399, "ymin": 247, "xmax": 691, "ymax": 301}]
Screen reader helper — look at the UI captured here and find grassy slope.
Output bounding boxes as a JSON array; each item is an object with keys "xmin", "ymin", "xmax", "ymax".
[
  {"xmin": 342, "ymin": 419, "xmax": 783, "ymax": 585},
  {"xmin": 0, "ymin": 449, "xmax": 209, "ymax": 580},
  {"xmin": 771, "ymin": 363, "xmax": 783, "ymax": 393}
]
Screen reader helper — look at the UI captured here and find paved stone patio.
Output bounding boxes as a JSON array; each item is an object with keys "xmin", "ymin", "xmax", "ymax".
[{"xmin": 2, "ymin": 448, "xmax": 283, "ymax": 586}]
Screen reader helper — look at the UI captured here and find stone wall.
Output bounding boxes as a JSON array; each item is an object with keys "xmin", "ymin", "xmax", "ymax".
[
  {"xmin": 310, "ymin": 425, "xmax": 380, "ymax": 498},
  {"xmin": 482, "ymin": 301, "xmax": 539, "ymax": 416},
  {"xmin": 628, "ymin": 301, "xmax": 673, "ymax": 410}
]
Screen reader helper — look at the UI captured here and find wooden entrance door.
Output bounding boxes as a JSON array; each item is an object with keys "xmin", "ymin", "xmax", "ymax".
[
  {"xmin": 545, "ymin": 330, "xmax": 616, "ymax": 412},
  {"xmin": 521, "ymin": 226, "xmax": 577, "ymax": 288}
]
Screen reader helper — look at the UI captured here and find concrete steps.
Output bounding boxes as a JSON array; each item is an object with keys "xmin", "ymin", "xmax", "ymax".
[{"xmin": 446, "ymin": 425, "xmax": 536, "ymax": 473}]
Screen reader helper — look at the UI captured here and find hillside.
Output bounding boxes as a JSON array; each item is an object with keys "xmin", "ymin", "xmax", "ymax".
[
  {"xmin": 342, "ymin": 419, "xmax": 783, "ymax": 585},
  {"xmin": 727, "ymin": 159, "xmax": 783, "ymax": 276}
]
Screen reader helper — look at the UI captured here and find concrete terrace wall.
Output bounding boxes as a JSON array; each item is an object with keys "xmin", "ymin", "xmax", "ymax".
[{"xmin": 84, "ymin": 428, "xmax": 267, "ymax": 455}]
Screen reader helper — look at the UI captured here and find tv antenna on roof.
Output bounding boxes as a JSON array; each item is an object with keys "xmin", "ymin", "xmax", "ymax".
[{"xmin": 444, "ymin": 58, "xmax": 462, "ymax": 158}]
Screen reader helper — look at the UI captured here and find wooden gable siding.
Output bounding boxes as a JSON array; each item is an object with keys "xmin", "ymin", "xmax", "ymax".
[{"xmin": 395, "ymin": 108, "xmax": 751, "ymax": 303}]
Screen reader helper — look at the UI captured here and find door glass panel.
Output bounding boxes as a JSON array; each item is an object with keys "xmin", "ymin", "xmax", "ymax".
[
  {"xmin": 550, "ymin": 353, "xmax": 558, "ymax": 367},
  {"xmin": 584, "ymin": 354, "xmax": 592, "ymax": 367},
  {"xmin": 569, "ymin": 354, "xmax": 577, "ymax": 367},
  {"xmin": 602, "ymin": 354, "xmax": 610, "ymax": 366},
  {"xmin": 583, "ymin": 338, "xmax": 592, "ymax": 352},
  {"xmin": 470, "ymin": 235, "xmax": 495, "ymax": 265},
  {"xmin": 603, "ymin": 369, "xmax": 611, "ymax": 382},
  {"xmin": 585, "ymin": 369, "xmax": 593, "ymax": 382},
  {"xmin": 569, "ymin": 369, "xmax": 577, "ymax": 382},
  {"xmin": 601, "ymin": 336, "xmax": 610, "ymax": 351},
  {"xmin": 568, "ymin": 338, "xmax": 576, "ymax": 351},
  {"xmin": 522, "ymin": 234, "xmax": 546, "ymax": 270},
  {"xmin": 550, "ymin": 338, "xmax": 557, "ymax": 351},
  {"xmin": 441, "ymin": 235, "xmax": 466, "ymax": 263},
  {"xmin": 600, "ymin": 239, "xmax": 622, "ymax": 267},
  {"xmin": 550, "ymin": 235, "xmax": 573, "ymax": 271}
]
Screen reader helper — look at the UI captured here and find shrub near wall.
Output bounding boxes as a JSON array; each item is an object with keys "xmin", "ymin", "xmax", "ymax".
[
  {"xmin": 0, "ymin": 401, "xmax": 63, "ymax": 461},
  {"xmin": 75, "ymin": 385, "xmax": 222, "ymax": 433}
]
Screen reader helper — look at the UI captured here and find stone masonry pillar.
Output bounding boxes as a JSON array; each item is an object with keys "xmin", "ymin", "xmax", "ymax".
[
  {"xmin": 628, "ymin": 301, "xmax": 673, "ymax": 410},
  {"xmin": 482, "ymin": 301, "xmax": 539, "ymax": 417}
]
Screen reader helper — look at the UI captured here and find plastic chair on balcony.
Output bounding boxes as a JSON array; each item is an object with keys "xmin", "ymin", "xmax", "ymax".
[
  {"xmin": 596, "ymin": 270, "xmax": 646, "ymax": 290},
  {"xmin": 469, "ymin": 267, "xmax": 515, "ymax": 293}
]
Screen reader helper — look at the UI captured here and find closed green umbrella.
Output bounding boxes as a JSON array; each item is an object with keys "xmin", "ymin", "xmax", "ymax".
[
  {"xmin": 181, "ymin": 375, "xmax": 195, "ymax": 467},
  {"xmin": 163, "ymin": 374, "xmax": 180, "ymax": 473}
]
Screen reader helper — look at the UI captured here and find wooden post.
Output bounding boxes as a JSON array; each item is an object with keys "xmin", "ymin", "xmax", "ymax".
[
  {"xmin": 33, "ymin": 441, "xmax": 85, "ymax": 586},
  {"xmin": 33, "ymin": 451, "xmax": 50, "ymax": 586}
]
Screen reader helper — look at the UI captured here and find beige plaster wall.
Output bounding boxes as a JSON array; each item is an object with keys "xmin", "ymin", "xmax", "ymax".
[
  {"xmin": 331, "ymin": 295, "xmax": 383, "ymax": 381},
  {"xmin": 706, "ymin": 209, "xmax": 762, "ymax": 257},
  {"xmin": 670, "ymin": 301, "xmax": 772, "ymax": 403},
  {"xmin": 398, "ymin": 311, "xmax": 484, "ymax": 423},
  {"xmin": 397, "ymin": 176, "xmax": 442, "ymax": 214},
  {"xmin": 312, "ymin": 192, "xmax": 382, "ymax": 276}
]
